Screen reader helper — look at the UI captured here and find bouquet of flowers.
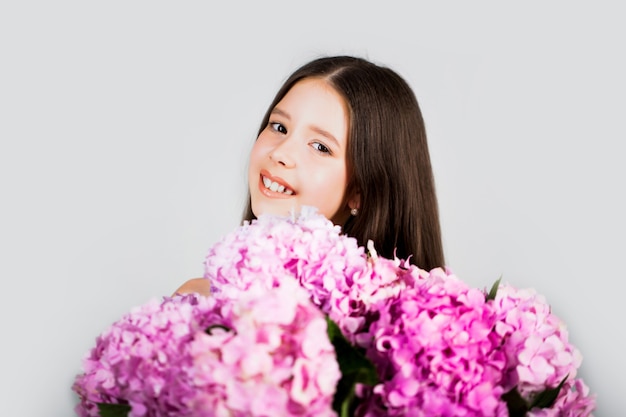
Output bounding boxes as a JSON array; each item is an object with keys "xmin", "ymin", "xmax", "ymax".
[{"xmin": 73, "ymin": 207, "xmax": 596, "ymax": 416}]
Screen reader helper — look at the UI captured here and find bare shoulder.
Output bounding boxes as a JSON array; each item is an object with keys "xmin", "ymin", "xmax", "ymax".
[{"xmin": 173, "ymin": 277, "xmax": 211, "ymax": 297}]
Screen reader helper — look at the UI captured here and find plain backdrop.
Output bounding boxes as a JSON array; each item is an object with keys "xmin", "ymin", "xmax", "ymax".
[{"xmin": 1, "ymin": 2, "xmax": 623, "ymax": 416}]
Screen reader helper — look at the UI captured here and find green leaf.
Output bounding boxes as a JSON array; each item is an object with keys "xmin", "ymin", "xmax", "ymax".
[
  {"xmin": 326, "ymin": 317, "xmax": 378, "ymax": 385},
  {"xmin": 326, "ymin": 316, "xmax": 379, "ymax": 416},
  {"xmin": 486, "ymin": 276, "xmax": 502, "ymax": 301},
  {"xmin": 530, "ymin": 375, "xmax": 568, "ymax": 409},
  {"xmin": 96, "ymin": 403, "xmax": 131, "ymax": 417},
  {"xmin": 501, "ymin": 387, "xmax": 529, "ymax": 417},
  {"xmin": 334, "ymin": 373, "xmax": 358, "ymax": 417},
  {"xmin": 502, "ymin": 376, "xmax": 569, "ymax": 417}
]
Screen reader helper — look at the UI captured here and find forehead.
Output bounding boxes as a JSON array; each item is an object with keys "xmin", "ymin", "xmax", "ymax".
[
  {"xmin": 278, "ymin": 78, "xmax": 350, "ymax": 128},
  {"xmin": 283, "ymin": 77, "xmax": 341, "ymax": 101}
]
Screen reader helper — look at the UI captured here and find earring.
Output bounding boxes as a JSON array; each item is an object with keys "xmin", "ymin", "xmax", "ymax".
[{"xmin": 350, "ymin": 208, "xmax": 358, "ymax": 216}]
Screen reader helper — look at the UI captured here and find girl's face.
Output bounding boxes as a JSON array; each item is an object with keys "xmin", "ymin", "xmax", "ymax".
[{"xmin": 248, "ymin": 77, "xmax": 351, "ymax": 224}]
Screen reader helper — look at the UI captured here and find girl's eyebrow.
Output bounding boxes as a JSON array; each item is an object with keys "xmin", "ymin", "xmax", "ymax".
[
  {"xmin": 270, "ymin": 107, "xmax": 291, "ymax": 120},
  {"xmin": 271, "ymin": 107, "xmax": 341, "ymax": 148}
]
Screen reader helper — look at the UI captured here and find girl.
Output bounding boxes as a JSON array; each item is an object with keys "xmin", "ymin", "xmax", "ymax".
[{"xmin": 175, "ymin": 55, "xmax": 445, "ymax": 296}]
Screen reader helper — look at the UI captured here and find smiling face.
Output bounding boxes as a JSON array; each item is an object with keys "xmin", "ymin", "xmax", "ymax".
[{"xmin": 248, "ymin": 77, "xmax": 352, "ymax": 224}]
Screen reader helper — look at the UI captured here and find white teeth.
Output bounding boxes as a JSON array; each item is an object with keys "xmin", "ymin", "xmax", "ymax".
[{"xmin": 262, "ymin": 176, "xmax": 294, "ymax": 195}]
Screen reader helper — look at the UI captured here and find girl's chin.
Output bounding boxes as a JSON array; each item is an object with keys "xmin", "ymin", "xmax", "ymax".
[
  {"xmin": 252, "ymin": 202, "xmax": 300, "ymax": 219},
  {"xmin": 253, "ymin": 204, "xmax": 346, "ymax": 226}
]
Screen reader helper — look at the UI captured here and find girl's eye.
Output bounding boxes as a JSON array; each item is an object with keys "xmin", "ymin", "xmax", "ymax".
[
  {"xmin": 311, "ymin": 142, "xmax": 331, "ymax": 155},
  {"xmin": 269, "ymin": 122, "xmax": 287, "ymax": 134}
]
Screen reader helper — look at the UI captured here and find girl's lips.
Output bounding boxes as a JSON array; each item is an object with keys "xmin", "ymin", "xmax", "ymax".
[{"xmin": 258, "ymin": 170, "xmax": 296, "ymax": 198}]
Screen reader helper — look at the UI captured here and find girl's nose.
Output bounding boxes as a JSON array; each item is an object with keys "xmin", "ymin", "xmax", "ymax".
[{"xmin": 269, "ymin": 138, "xmax": 296, "ymax": 168}]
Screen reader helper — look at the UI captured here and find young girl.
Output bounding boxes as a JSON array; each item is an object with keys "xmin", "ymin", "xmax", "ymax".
[{"xmin": 175, "ymin": 55, "xmax": 445, "ymax": 296}]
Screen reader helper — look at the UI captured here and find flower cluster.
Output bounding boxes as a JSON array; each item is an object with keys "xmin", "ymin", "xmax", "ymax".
[
  {"xmin": 188, "ymin": 281, "xmax": 340, "ymax": 417},
  {"xmin": 348, "ymin": 275, "xmax": 597, "ymax": 416},
  {"xmin": 73, "ymin": 207, "xmax": 596, "ymax": 416},
  {"xmin": 202, "ymin": 208, "xmax": 595, "ymax": 416},
  {"xmin": 73, "ymin": 294, "xmax": 219, "ymax": 417},
  {"xmin": 73, "ymin": 280, "xmax": 340, "ymax": 417},
  {"xmin": 493, "ymin": 284, "xmax": 596, "ymax": 416},
  {"xmin": 205, "ymin": 207, "xmax": 417, "ymax": 345},
  {"xmin": 492, "ymin": 284, "xmax": 581, "ymax": 394},
  {"xmin": 358, "ymin": 268, "xmax": 507, "ymax": 416}
]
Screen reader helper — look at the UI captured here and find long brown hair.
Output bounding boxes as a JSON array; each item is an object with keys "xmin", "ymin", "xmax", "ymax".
[{"xmin": 242, "ymin": 56, "xmax": 445, "ymax": 270}]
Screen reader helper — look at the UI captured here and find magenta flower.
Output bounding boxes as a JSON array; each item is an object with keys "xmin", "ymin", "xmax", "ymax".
[{"xmin": 358, "ymin": 268, "xmax": 509, "ymax": 416}]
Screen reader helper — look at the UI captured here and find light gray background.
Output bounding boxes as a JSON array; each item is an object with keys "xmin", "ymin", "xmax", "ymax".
[{"xmin": 1, "ymin": 2, "xmax": 623, "ymax": 416}]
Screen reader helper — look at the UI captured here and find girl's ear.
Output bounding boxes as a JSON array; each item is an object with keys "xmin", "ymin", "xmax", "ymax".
[{"xmin": 348, "ymin": 192, "xmax": 361, "ymax": 211}]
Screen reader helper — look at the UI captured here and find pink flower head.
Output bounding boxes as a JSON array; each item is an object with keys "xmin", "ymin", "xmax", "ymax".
[
  {"xmin": 359, "ymin": 268, "xmax": 508, "ymax": 417},
  {"xmin": 492, "ymin": 284, "xmax": 583, "ymax": 397},
  {"xmin": 205, "ymin": 207, "xmax": 367, "ymax": 301},
  {"xmin": 204, "ymin": 207, "xmax": 417, "ymax": 344},
  {"xmin": 73, "ymin": 282, "xmax": 340, "ymax": 417},
  {"xmin": 188, "ymin": 279, "xmax": 340, "ymax": 416},
  {"xmin": 72, "ymin": 294, "xmax": 223, "ymax": 417}
]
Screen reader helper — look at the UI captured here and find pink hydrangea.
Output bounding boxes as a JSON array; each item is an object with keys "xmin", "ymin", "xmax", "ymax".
[
  {"xmin": 73, "ymin": 282, "xmax": 340, "ymax": 417},
  {"xmin": 188, "ymin": 280, "xmax": 340, "ymax": 417},
  {"xmin": 205, "ymin": 207, "xmax": 365, "ymax": 302},
  {"xmin": 204, "ymin": 208, "xmax": 417, "ymax": 344},
  {"xmin": 73, "ymin": 294, "xmax": 222, "ymax": 417},
  {"xmin": 357, "ymin": 268, "xmax": 509, "ymax": 417},
  {"xmin": 492, "ymin": 284, "xmax": 584, "ymax": 397}
]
